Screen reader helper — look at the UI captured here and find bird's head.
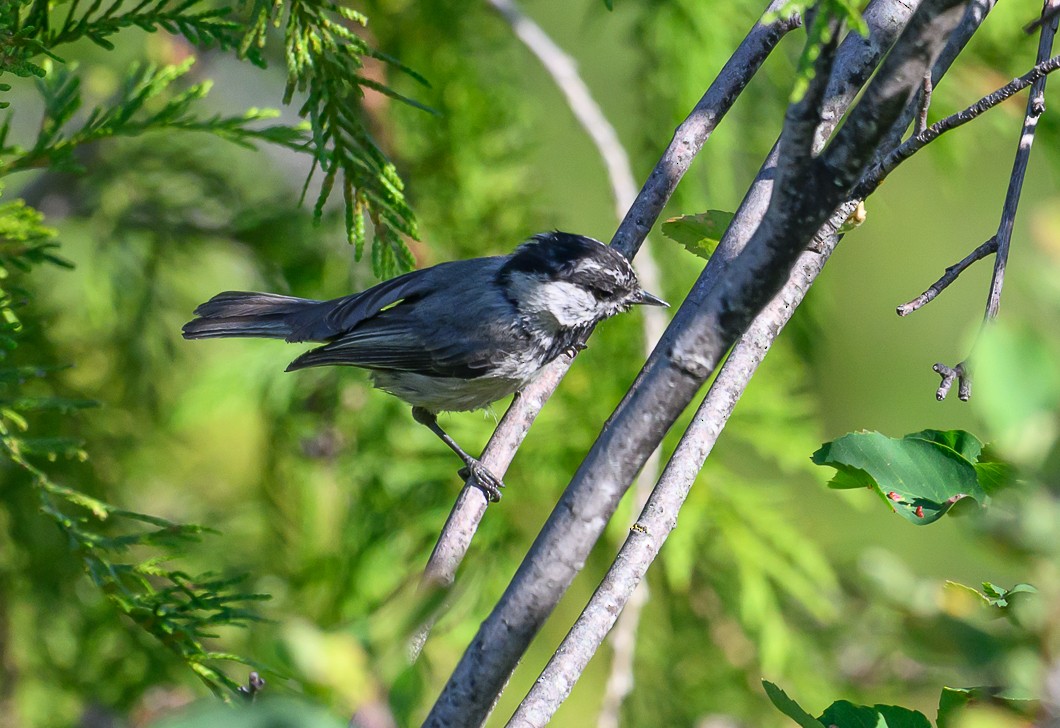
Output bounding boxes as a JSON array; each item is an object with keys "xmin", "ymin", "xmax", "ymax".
[{"xmin": 498, "ymin": 231, "xmax": 668, "ymax": 331}]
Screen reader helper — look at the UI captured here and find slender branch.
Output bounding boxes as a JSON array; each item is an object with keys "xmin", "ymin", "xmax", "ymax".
[
  {"xmin": 985, "ymin": 0, "xmax": 1057, "ymax": 323},
  {"xmin": 427, "ymin": 1, "xmax": 953, "ymax": 724},
  {"xmin": 896, "ymin": 237, "xmax": 997, "ymax": 316},
  {"xmin": 897, "ymin": 0, "xmax": 1059, "ymax": 400},
  {"xmin": 419, "ymin": 5, "xmax": 670, "ymax": 707},
  {"xmin": 420, "ymin": 0, "xmax": 801, "ymax": 589}
]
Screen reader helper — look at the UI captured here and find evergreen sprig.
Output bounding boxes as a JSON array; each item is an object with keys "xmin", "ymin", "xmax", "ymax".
[
  {"xmin": 1, "ymin": 59, "xmax": 309, "ymax": 176},
  {"xmin": 42, "ymin": 0, "xmax": 247, "ymax": 54},
  {"xmin": 0, "ymin": 192, "xmax": 268, "ymax": 696},
  {"xmin": 240, "ymin": 0, "xmax": 427, "ymax": 276}
]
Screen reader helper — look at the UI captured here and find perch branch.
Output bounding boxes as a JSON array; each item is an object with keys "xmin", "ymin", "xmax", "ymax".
[{"xmin": 421, "ymin": 0, "xmax": 801, "ymax": 589}]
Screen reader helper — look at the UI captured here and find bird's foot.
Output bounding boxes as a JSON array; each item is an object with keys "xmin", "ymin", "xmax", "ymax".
[
  {"xmin": 458, "ymin": 460, "xmax": 505, "ymax": 503},
  {"xmin": 564, "ymin": 341, "xmax": 588, "ymax": 358}
]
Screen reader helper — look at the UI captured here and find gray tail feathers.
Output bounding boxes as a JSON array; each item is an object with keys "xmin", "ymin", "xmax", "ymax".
[{"xmin": 182, "ymin": 291, "xmax": 322, "ymax": 341}]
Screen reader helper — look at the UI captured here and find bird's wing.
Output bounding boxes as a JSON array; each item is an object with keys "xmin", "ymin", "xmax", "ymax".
[
  {"xmin": 287, "ymin": 320, "xmax": 499, "ymax": 378},
  {"xmin": 286, "ymin": 269, "xmax": 522, "ymax": 379},
  {"xmin": 284, "ymin": 263, "xmax": 459, "ymax": 343}
]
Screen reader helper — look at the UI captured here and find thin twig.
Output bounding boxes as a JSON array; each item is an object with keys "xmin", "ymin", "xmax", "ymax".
[
  {"xmin": 896, "ymin": 237, "xmax": 996, "ymax": 315},
  {"xmin": 858, "ymin": 52, "xmax": 1060, "ymax": 197},
  {"xmin": 1025, "ymin": 2, "xmax": 1060, "ymax": 33},
  {"xmin": 933, "ymin": 360, "xmax": 971, "ymax": 400},
  {"xmin": 915, "ymin": 71, "xmax": 934, "ymax": 134},
  {"xmin": 915, "ymin": 0, "xmax": 1058, "ymax": 401},
  {"xmin": 985, "ymin": 0, "xmax": 1057, "ymax": 323}
]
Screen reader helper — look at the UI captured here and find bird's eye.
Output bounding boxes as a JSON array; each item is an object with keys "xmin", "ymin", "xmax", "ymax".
[{"xmin": 588, "ymin": 285, "xmax": 616, "ymax": 301}]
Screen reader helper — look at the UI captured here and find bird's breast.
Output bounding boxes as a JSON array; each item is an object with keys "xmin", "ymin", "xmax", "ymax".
[{"xmin": 370, "ymin": 370, "xmax": 530, "ymax": 413}]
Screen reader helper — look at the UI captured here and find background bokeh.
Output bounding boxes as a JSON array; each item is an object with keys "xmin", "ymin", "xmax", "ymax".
[{"xmin": 2, "ymin": 1, "xmax": 1059, "ymax": 726}]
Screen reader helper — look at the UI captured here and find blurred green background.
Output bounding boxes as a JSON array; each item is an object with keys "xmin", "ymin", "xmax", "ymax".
[{"xmin": 2, "ymin": 1, "xmax": 1060, "ymax": 726}]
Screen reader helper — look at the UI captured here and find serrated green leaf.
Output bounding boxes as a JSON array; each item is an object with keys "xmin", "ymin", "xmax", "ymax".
[
  {"xmin": 661, "ymin": 210, "xmax": 733, "ymax": 260},
  {"xmin": 812, "ymin": 430, "xmax": 989, "ymax": 524}
]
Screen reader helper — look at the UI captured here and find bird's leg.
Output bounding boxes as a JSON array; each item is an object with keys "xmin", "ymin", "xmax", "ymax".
[{"xmin": 411, "ymin": 407, "xmax": 504, "ymax": 502}]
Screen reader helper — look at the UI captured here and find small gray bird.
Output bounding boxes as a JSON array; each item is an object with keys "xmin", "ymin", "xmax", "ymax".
[{"xmin": 182, "ymin": 231, "xmax": 667, "ymax": 501}]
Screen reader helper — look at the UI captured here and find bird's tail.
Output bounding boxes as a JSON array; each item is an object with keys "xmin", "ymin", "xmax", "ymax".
[{"xmin": 182, "ymin": 291, "xmax": 322, "ymax": 341}]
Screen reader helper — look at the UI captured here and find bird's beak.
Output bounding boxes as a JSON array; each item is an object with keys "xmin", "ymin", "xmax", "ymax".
[{"xmin": 634, "ymin": 289, "xmax": 669, "ymax": 307}]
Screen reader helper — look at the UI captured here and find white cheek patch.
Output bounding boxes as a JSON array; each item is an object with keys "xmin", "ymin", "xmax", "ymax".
[{"xmin": 507, "ymin": 272, "xmax": 600, "ymax": 328}]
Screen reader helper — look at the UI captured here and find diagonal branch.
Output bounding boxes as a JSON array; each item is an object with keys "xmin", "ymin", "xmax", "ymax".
[
  {"xmin": 421, "ymin": 0, "xmax": 802, "ymax": 590},
  {"xmin": 984, "ymin": 0, "xmax": 1057, "ymax": 323},
  {"xmin": 896, "ymin": 237, "xmax": 996, "ymax": 316},
  {"xmin": 477, "ymin": 2, "xmax": 669, "ymax": 721}
]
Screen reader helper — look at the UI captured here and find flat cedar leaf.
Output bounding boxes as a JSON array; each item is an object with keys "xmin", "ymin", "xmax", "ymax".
[
  {"xmin": 762, "ymin": 680, "xmax": 825, "ymax": 728},
  {"xmin": 812, "ymin": 431, "xmax": 987, "ymax": 525},
  {"xmin": 661, "ymin": 210, "xmax": 734, "ymax": 260}
]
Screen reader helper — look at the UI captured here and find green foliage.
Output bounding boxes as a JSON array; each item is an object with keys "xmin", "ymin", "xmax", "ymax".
[
  {"xmin": 660, "ymin": 210, "xmax": 734, "ymax": 260},
  {"xmin": 1, "ymin": 58, "xmax": 308, "ymax": 177},
  {"xmin": 240, "ymin": 0, "xmax": 429, "ymax": 276},
  {"xmin": 0, "ymin": 184, "xmax": 269, "ymax": 696},
  {"xmin": 157, "ymin": 698, "xmax": 349, "ymax": 728},
  {"xmin": 1, "ymin": 0, "xmax": 425, "ymax": 278},
  {"xmin": 812, "ymin": 430, "xmax": 1013, "ymax": 524},
  {"xmin": 766, "ymin": 679, "xmax": 1038, "ymax": 728}
]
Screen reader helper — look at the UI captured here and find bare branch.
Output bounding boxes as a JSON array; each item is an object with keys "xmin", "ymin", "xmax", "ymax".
[
  {"xmin": 506, "ymin": 3, "xmax": 1004, "ymax": 718},
  {"xmin": 859, "ymin": 51, "xmax": 1060, "ymax": 197},
  {"xmin": 896, "ymin": 237, "xmax": 997, "ymax": 316},
  {"xmin": 420, "ymin": 0, "xmax": 801, "ymax": 590},
  {"xmin": 985, "ymin": 0, "xmax": 1058, "ymax": 323}
]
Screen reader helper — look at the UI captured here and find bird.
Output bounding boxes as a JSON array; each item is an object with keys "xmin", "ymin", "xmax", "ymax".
[{"xmin": 182, "ymin": 231, "xmax": 668, "ymax": 501}]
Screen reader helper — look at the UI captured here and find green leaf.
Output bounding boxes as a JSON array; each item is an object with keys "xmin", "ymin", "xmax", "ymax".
[
  {"xmin": 812, "ymin": 430, "xmax": 993, "ymax": 524},
  {"xmin": 937, "ymin": 686, "xmax": 1039, "ymax": 728},
  {"xmin": 981, "ymin": 582, "xmax": 1037, "ymax": 609},
  {"xmin": 661, "ymin": 210, "xmax": 734, "ymax": 260},
  {"xmin": 763, "ymin": 681, "xmax": 825, "ymax": 728},
  {"xmin": 819, "ymin": 701, "xmax": 884, "ymax": 728}
]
